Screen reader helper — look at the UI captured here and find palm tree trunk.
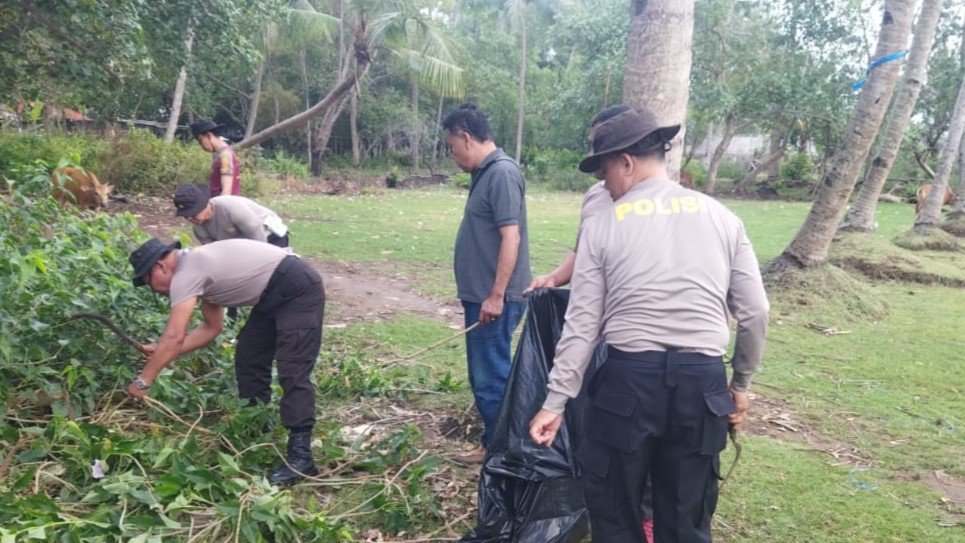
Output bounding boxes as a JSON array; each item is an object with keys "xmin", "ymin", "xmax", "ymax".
[
  {"xmin": 843, "ymin": 0, "xmax": 942, "ymax": 231},
  {"xmin": 514, "ymin": 7, "xmax": 527, "ymax": 163},
  {"xmin": 431, "ymin": 95, "xmax": 444, "ymax": 165},
  {"xmin": 768, "ymin": 0, "xmax": 917, "ymax": 270},
  {"xmin": 918, "ymin": 69, "xmax": 965, "ymax": 226},
  {"xmin": 766, "ymin": 127, "xmax": 782, "ymax": 180},
  {"xmin": 411, "ymin": 82, "xmax": 420, "ymax": 170},
  {"xmin": 164, "ymin": 25, "xmax": 194, "ymax": 144},
  {"xmin": 245, "ymin": 58, "xmax": 266, "ymax": 139},
  {"xmin": 704, "ymin": 114, "xmax": 737, "ymax": 195},
  {"xmin": 351, "ymin": 90, "xmax": 361, "ymax": 167},
  {"xmin": 623, "ymin": 0, "xmax": 695, "ymax": 180},
  {"xmin": 300, "ymin": 48, "xmax": 312, "ymax": 167}
]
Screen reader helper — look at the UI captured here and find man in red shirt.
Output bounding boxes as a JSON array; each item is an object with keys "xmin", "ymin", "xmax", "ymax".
[{"xmin": 191, "ymin": 118, "xmax": 241, "ymax": 198}]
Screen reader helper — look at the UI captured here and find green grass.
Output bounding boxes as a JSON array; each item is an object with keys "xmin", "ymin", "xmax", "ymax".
[
  {"xmin": 716, "ymin": 436, "xmax": 958, "ymax": 543},
  {"xmin": 265, "ymin": 185, "xmax": 965, "ymax": 541}
]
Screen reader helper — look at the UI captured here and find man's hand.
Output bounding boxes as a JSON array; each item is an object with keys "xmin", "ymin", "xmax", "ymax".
[
  {"xmin": 127, "ymin": 379, "xmax": 151, "ymax": 400},
  {"xmin": 529, "ymin": 409, "xmax": 562, "ymax": 447},
  {"xmin": 728, "ymin": 388, "xmax": 749, "ymax": 426},
  {"xmin": 479, "ymin": 293, "xmax": 504, "ymax": 325},
  {"xmin": 137, "ymin": 342, "xmax": 156, "ymax": 358},
  {"xmin": 523, "ymin": 274, "xmax": 558, "ymax": 295}
]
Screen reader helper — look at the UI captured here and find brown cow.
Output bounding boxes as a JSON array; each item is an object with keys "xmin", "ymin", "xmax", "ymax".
[
  {"xmin": 52, "ymin": 166, "xmax": 113, "ymax": 211},
  {"xmin": 915, "ymin": 183, "xmax": 955, "ymax": 215}
]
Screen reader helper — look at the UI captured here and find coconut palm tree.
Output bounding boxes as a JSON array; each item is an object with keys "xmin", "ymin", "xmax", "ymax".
[
  {"xmin": 842, "ymin": 0, "xmax": 944, "ymax": 231},
  {"xmin": 622, "ymin": 0, "xmax": 695, "ymax": 179},
  {"xmin": 238, "ymin": 0, "xmax": 463, "ymax": 158},
  {"xmin": 769, "ymin": 0, "xmax": 918, "ymax": 270}
]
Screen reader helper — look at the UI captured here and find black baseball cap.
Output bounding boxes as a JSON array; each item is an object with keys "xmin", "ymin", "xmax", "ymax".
[{"xmin": 173, "ymin": 183, "xmax": 210, "ymax": 217}]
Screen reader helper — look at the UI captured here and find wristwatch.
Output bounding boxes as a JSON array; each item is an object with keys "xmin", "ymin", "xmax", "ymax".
[{"xmin": 133, "ymin": 376, "xmax": 151, "ymax": 390}]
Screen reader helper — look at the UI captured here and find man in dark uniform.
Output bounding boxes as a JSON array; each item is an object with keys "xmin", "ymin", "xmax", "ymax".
[
  {"xmin": 529, "ymin": 107, "xmax": 769, "ymax": 542},
  {"xmin": 127, "ymin": 237, "xmax": 325, "ymax": 486}
]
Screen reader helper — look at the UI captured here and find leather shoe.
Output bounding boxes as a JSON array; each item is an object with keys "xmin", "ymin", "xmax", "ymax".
[{"xmin": 454, "ymin": 445, "xmax": 487, "ymax": 464}]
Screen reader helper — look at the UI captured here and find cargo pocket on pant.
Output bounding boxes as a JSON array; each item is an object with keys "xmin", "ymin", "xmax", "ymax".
[
  {"xmin": 588, "ymin": 392, "xmax": 642, "ymax": 453},
  {"xmin": 576, "ymin": 439, "xmax": 619, "ymax": 522},
  {"xmin": 700, "ymin": 390, "xmax": 735, "ymax": 455}
]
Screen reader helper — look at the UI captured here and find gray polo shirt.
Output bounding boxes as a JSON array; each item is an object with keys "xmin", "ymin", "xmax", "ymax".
[
  {"xmin": 453, "ymin": 149, "xmax": 532, "ymax": 303},
  {"xmin": 543, "ymin": 179, "xmax": 769, "ymax": 413},
  {"xmin": 576, "ymin": 181, "xmax": 612, "ymax": 248},
  {"xmin": 193, "ymin": 196, "xmax": 286, "ymax": 245},
  {"xmin": 169, "ymin": 239, "xmax": 292, "ymax": 308}
]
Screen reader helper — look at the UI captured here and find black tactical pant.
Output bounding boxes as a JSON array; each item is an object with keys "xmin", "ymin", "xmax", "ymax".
[
  {"xmin": 578, "ymin": 348, "xmax": 735, "ymax": 543},
  {"xmin": 235, "ymin": 256, "xmax": 324, "ymax": 430}
]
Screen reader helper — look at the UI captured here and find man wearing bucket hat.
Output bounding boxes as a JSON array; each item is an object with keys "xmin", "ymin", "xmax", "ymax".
[
  {"xmin": 127, "ymin": 237, "xmax": 325, "ymax": 486},
  {"xmin": 190, "ymin": 118, "xmax": 241, "ymax": 198},
  {"xmin": 173, "ymin": 183, "xmax": 289, "ymax": 248},
  {"xmin": 529, "ymin": 107, "xmax": 769, "ymax": 542}
]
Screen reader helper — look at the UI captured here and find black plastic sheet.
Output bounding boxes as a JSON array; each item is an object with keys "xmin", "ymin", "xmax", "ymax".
[{"xmin": 461, "ymin": 288, "xmax": 606, "ymax": 543}]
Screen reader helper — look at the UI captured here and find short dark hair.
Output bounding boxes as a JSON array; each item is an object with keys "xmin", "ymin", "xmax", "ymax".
[
  {"xmin": 442, "ymin": 103, "xmax": 493, "ymax": 142},
  {"xmin": 621, "ymin": 132, "xmax": 670, "ymax": 161},
  {"xmin": 591, "ymin": 105, "xmax": 632, "ymax": 127}
]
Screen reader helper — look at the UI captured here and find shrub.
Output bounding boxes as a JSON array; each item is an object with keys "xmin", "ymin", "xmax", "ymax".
[
  {"xmin": 96, "ymin": 129, "xmax": 209, "ymax": 196},
  {"xmin": 0, "ymin": 132, "xmax": 105, "ymax": 178},
  {"xmin": 682, "ymin": 160, "xmax": 708, "ymax": 186},
  {"xmin": 451, "ymin": 172, "xmax": 471, "ymax": 189},
  {"xmin": 522, "ymin": 148, "xmax": 584, "ymax": 180},
  {"xmin": 260, "ymin": 149, "xmax": 311, "ymax": 180},
  {"xmin": 716, "ymin": 158, "xmax": 747, "ymax": 180},
  {"xmin": 0, "ymin": 181, "xmax": 355, "ymax": 542},
  {"xmin": 781, "ymin": 152, "xmax": 817, "ymax": 182},
  {"xmin": 547, "ymin": 170, "xmax": 597, "ymax": 192}
]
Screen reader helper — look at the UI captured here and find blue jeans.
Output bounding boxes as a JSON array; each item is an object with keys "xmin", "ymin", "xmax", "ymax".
[{"xmin": 462, "ymin": 299, "xmax": 527, "ymax": 446}]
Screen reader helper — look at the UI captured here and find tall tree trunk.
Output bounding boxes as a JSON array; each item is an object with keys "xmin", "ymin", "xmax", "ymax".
[
  {"xmin": 238, "ymin": 27, "xmax": 371, "ymax": 150},
  {"xmin": 842, "ymin": 0, "xmax": 942, "ymax": 231},
  {"xmin": 245, "ymin": 58, "xmax": 266, "ymax": 138},
  {"xmin": 769, "ymin": 0, "xmax": 917, "ymax": 270},
  {"xmin": 314, "ymin": 95, "xmax": 351, "ymax": 170},
  {"xmin": 623, "ymin": 0, "xmax": 694, "ymax": 180},
  {"xmin": 164, "ymin": 25, "xmax": 195, "ymax": 143},
  {"xmin": 411, "ymin": 82, "xmax": 420, "ymax": 170},
  {"xmin": 351, "ymin": 89, "xmax": 361, "ymax": 167},
  {"xmin": 431, "ymin": 95, "xmax": 444, "ymax": 165},
  {"xmin": 300, "ymin": 48, "xmax": 312, "ymax": 167},
  {"xmin": 312, "ymin": 33, "xmax": 356, "ymax": 165},
  {"xmin": 919, "ymin": 70, "xmax": 965, "ymax": 225},
  {"xmin": 766, "ymin": 126, "xmax": 782, "ymax": 180},
  {"xmin": 514, "ymin": 7, "xmax": 527, "ymax": 163},
  {"xmin": 704, "ymin": 114, "xmax": 737, "ymax": 195}
]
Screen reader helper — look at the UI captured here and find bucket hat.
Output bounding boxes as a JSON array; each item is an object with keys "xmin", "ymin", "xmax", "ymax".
[
  {"xmin": 130, "ymin": 238, "xmax": 181, "ymax": 287},
  {"xmin": 578, "ymin": 108, "xmax": 681, "ymax": 173},
  {"xmin": 190, "ymin": 118, "xmax": 223, "ymax": 138}
]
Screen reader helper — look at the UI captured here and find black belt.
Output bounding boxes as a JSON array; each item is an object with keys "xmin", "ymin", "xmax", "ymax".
[{"xmin": 606, "ymin": 346, "xmax": 719, "ymax": 364}]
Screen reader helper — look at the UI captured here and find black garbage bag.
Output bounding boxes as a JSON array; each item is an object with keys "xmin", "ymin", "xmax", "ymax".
[{"xmin": 461, "ymin": 288, "xmax": 606, "ymax": 543}]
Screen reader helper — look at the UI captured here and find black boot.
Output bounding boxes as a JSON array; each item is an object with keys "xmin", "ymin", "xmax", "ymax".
[{"xmin": 268, "ymin": 430, "xmax": 318, "ymax": 486}]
